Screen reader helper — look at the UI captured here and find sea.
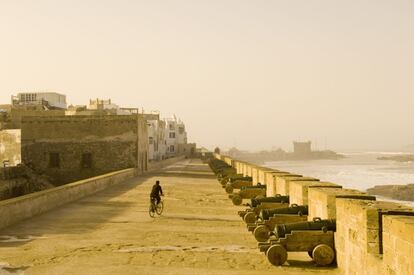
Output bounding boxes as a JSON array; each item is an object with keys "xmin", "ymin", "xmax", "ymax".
[{"xmin": 264, "ymin": 152, "xmax": 414, "ymax": 207}]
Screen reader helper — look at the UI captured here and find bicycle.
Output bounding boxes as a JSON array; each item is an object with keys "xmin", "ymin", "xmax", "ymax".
[{"xmin": 149, "ymin": 196, "xmax": 164, "ymax": 218}]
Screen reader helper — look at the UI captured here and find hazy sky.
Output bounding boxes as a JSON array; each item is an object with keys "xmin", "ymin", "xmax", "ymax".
[{"xmin": 1, "ymin": 0, "xmax": 414, "ymax": 152}]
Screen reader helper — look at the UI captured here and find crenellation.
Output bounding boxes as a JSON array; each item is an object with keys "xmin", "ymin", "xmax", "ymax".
[
  {"xmin": 308, "ymin": 187, "xmax": 374, "ymax": 220},
  {"xmin": 264, "ymin": 171, "xmax": 291, "ymax": 196},
  {"xmin": 273, "ymin": 174, "xmax": 303, "ymax": 195},
  {"xmin": 216, "ymin": 155, "xmax": 414, "ymax": 273},
  {"xmin": 289, "ymin": 181, "xmax": 341, "ymax": 205}
]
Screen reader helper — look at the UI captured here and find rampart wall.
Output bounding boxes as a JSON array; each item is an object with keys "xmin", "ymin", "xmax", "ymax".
[
  {"xmin": 20, "ymin": 115, "xmax": 148, "ymax": 184},
  {"xmin": 214, "ymin": 153, "xmax": 414, "ymax": 274}
]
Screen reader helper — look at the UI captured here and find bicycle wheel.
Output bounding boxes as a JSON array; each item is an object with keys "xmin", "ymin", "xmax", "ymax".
[
  {"xmin": 156, "ymin": 201, "xmax": 164, "ymax": 215},
  {"xmin": 149, "ymin": 204, "xmax": 155, "ymax": 218}
]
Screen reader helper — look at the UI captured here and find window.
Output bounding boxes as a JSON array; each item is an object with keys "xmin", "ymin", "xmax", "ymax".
[
  {"xmin": 169, "ymin": 132, "xmax": 176, "ymax": 138},
  {"xmin": 49, "ymin": 153, "xmax": 60, "ymax": 168},
  {"xmin": 169, "ymin": 145, "xmax": 175, "ymax": 152},
  {"xmin": 149, "ymin": 137, "xmax": 154, "ymax": 144},
  {"xmin": 178, "ymin": 126, "xmax": 184, "ymax": 134},
  {"xmin": 81, "ymin": 153, "xmax": 92, "ymax": 168},
  {"xmin": 169, "ymin": 124, "xmax": 175, "ymax": 130}
]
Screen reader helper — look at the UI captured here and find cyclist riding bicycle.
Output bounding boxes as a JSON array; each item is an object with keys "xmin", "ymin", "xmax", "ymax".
[{"xmin": 150, "ymin": 180, "xmax": 163, "ymax": 205}]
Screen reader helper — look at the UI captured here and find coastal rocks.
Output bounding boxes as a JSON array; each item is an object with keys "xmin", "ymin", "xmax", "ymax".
[
  {"xmin": 367, "ymin": 184, "xmax": 414, "ymax": 201},
  {"xmin": 377, "ymin": 155, "xmax": 414, "ymax": 162}
]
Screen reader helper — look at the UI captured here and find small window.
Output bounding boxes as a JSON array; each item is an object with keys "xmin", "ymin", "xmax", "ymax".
[
  {"xmin": 169, "ymin": 132, "xmax": 176, "ymax": 138},
  {"xmin": 149, "ymin": 137, "xmax": 154, "ymax": 144},
  {"xmin": 49, "ymin": 153, "xmax": 60, "ymax": 168},
  {"xmin": 81, "ymin": 153, "xmax": 92, "ymax": 168},
  {"xmin": 169, "ymin": 124, "xmax": 175, "ymax": 130},
  {"xmin": 169, "ymin": 145, "xmax": 175, "ymax": 152},
  {"xmin": 178, "ymin": 127, "xmax": 184, "ymax": 134}
]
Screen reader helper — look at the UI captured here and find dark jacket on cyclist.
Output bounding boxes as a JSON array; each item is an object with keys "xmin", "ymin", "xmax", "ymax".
[{"xmin": 150, "ymin": 181, "xmax": 163, "ymax": 204}]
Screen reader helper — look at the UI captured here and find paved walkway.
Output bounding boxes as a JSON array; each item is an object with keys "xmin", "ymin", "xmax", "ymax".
[{"xmin": 0, "ymin": 159, "xmax": 337, "ymax": 274}]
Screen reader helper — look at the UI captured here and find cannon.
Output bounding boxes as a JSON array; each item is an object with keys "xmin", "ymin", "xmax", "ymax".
[
  {"xmin": 216, "ymin": 167, "xmax": 237, "ymax": 180},
  {"xmin": 250, "ymin": 214, "xmax": 308, "ymax": 242},
  {"xmin": 219, "ymin": 173, "xmax": 246, "ymax": 185},
  {"xmin": 208, "ymin": 159, "xmax": 236, "ymax": 179},
  {"xmin": 259, "ymin": 204, "xmax": 308, "ymax": 221},
  {"xmin": 224, "ymin": 178, "xmax": 253, "ymax": 193},
  {"xmin": 239, "ymin": 202, "xmax": 290, "ymax": 224},
  {"xmin": 221, "ymin": 175, "xmax": 252, "ymax": 186},
  {"xmin": 238, "ymin": 195, "xmax": 290, "ymax": 223},
  {"xmin": 208, "ymin": 158, "xmax": 228, "ymax": 172},
  {"xmin": 250, "ymin": 195, "xmax": 289, "ymax": 208},
  {"xmin": 274, "ymin": 218, "xmax": 335, "ymax": 239},
  {"xmin": 258, "ymin": 218, "xmax": 336, "ymax": 266},
  {"xmin": 229, "ymin": 185, "xmax": 266, "ymax": 205},
  {"xmin": 230, "ymin": 176, "xmax": 252, "ymax": 183},
  {"xmin": 247, "ymin": 205, "xmax": 309, "ymax": 242}
]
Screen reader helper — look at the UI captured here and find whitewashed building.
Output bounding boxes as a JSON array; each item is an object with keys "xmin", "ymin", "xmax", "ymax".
[
  {"xmin": 146, "ymin": 113, "xmax": 167, "ymax": 161},
  {"xmin": 164, "ymin": 115, "xmax": 188, "ymax": 158},
  {"xmin": 12, "ymin": 91, "xmax": 67, "ymax": 109}
]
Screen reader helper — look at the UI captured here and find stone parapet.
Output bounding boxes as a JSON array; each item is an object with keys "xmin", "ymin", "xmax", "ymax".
[
  {"xmin": 274, "ymin": 175, "xmax": 310, "ymax": 196},
  {"xmin": 264, "ymin": 172, "xmax": 291, "ymax": 197},
  {"xmin": 289, "ymin": 181, "xmax": 341, "ymax": 205},
  {"xmin": 214, "ymin": 154, "xmax": 414, "ymax": 274},
  {"xmin": 308, "ymin": 187, "xmax": 375, "ymax": 220},
  {"xmin": 383, "ymin": 215, "xmax": 414, "ymax": 274},
  {"xmin": 335, "ymin": 199, "xmax": 412, "ymax": 274}
]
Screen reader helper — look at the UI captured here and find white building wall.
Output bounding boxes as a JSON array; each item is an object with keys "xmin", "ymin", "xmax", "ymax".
[
  {"xmin": 164, "ymin": 116, "xmax": 188, "ymax": 158},
  {"xmin": 147, "ymin": 119, "xmax": 167, "ymax": 161},
  {"xmin": 16, "ymin": 92, "xmax": 67, "ymax": 109}
]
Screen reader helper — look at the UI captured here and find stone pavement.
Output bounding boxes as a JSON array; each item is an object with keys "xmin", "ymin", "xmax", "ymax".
[{"xmin": 0, "ymin": 159, "xmax": 337, "ymax": 275}]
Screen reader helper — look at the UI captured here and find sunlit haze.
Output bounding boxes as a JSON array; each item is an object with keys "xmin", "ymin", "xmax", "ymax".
[{"xmin": 1, "ymin": 0, "xmax": 414, "ymax": 151}]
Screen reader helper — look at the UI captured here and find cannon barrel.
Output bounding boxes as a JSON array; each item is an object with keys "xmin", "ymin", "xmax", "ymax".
[
  {"xmin": 225, "ymin": 180, "xmax": 252, "ymax": 193},
  {"xmin": 260, "ymin": 204, "xmax": 308, "ymax": 220},
  {"xmin": 230, "ymin": 176, "xmax": 252, "ymax": 183},
  {"xmin": 240, "ymin": 185, "xmax": 266, "ymax": 191},
  {"xmin": 220, "ymin": 173, "xmax": 245, "ymax": 185},
  {"xmin": 274, "ymin": 218, "xmax": 336, "ymax": 239},
  {"xmin": 250, "ymin": 195, "xmax": 289, "ymax": 208}
]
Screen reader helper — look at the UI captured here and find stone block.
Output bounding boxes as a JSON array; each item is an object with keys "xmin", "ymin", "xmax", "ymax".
[
  {"xmin": 264, "ymin": 171, "xmax": 290, "ymax": 197},
  {"xmin": 289, "ymin": 181, "xmax": 341, "ymax": 205},
  {"xmin": 310, "ymin": 188, "xmax": 373, "ymax": 220},
  {"xmin": 273, "ymin": 174, "xmax": 305, "ymax": 195},
  {"xmin": 257, "ymin": 167, "xmax": 275, "ymax": 186},
  {"xmin": 251, "ymin": 166, "xmax": 259, "ymax": 185}
]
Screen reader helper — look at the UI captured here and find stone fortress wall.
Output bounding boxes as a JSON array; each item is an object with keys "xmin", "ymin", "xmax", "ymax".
[
  {"xmin": 20, "ymin": 115, "xmax": 148, "ymax": 185},
  {"xmin": 216, "ymin": 153, "xmax": 414, "ymax": 275}
]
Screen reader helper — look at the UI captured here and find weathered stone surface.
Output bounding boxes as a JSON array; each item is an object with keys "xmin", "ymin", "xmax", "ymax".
[
  {"xmin": 20, "ymin": 115, "xmax": 148, "ymax": 185},
  {"xmin": 335, "ymin": 199, "xmax": 413, "ymax": 274},
  {"xmin": 289, "ymin": 181, "xmax": 341, "ymax": 205},
  {"xmin": 308, "ymin": 188, "xmax": 373, "ymax": 220},
  {"xmin": 0, "ymin": 129, "xmax": 21, "ymax": 166},
  {"xmin": 383, "ymin": 215, "xmax": 414, "ymax": 274}
]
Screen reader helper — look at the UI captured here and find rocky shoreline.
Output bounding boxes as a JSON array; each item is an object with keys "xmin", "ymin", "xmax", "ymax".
[
  {"xmin": 377, "ymin": 155, "xmax": 414, "ymax": 162},
  {"xmin": 367, "ymin": 184, "xmax": 414, "ymax": 201}
]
